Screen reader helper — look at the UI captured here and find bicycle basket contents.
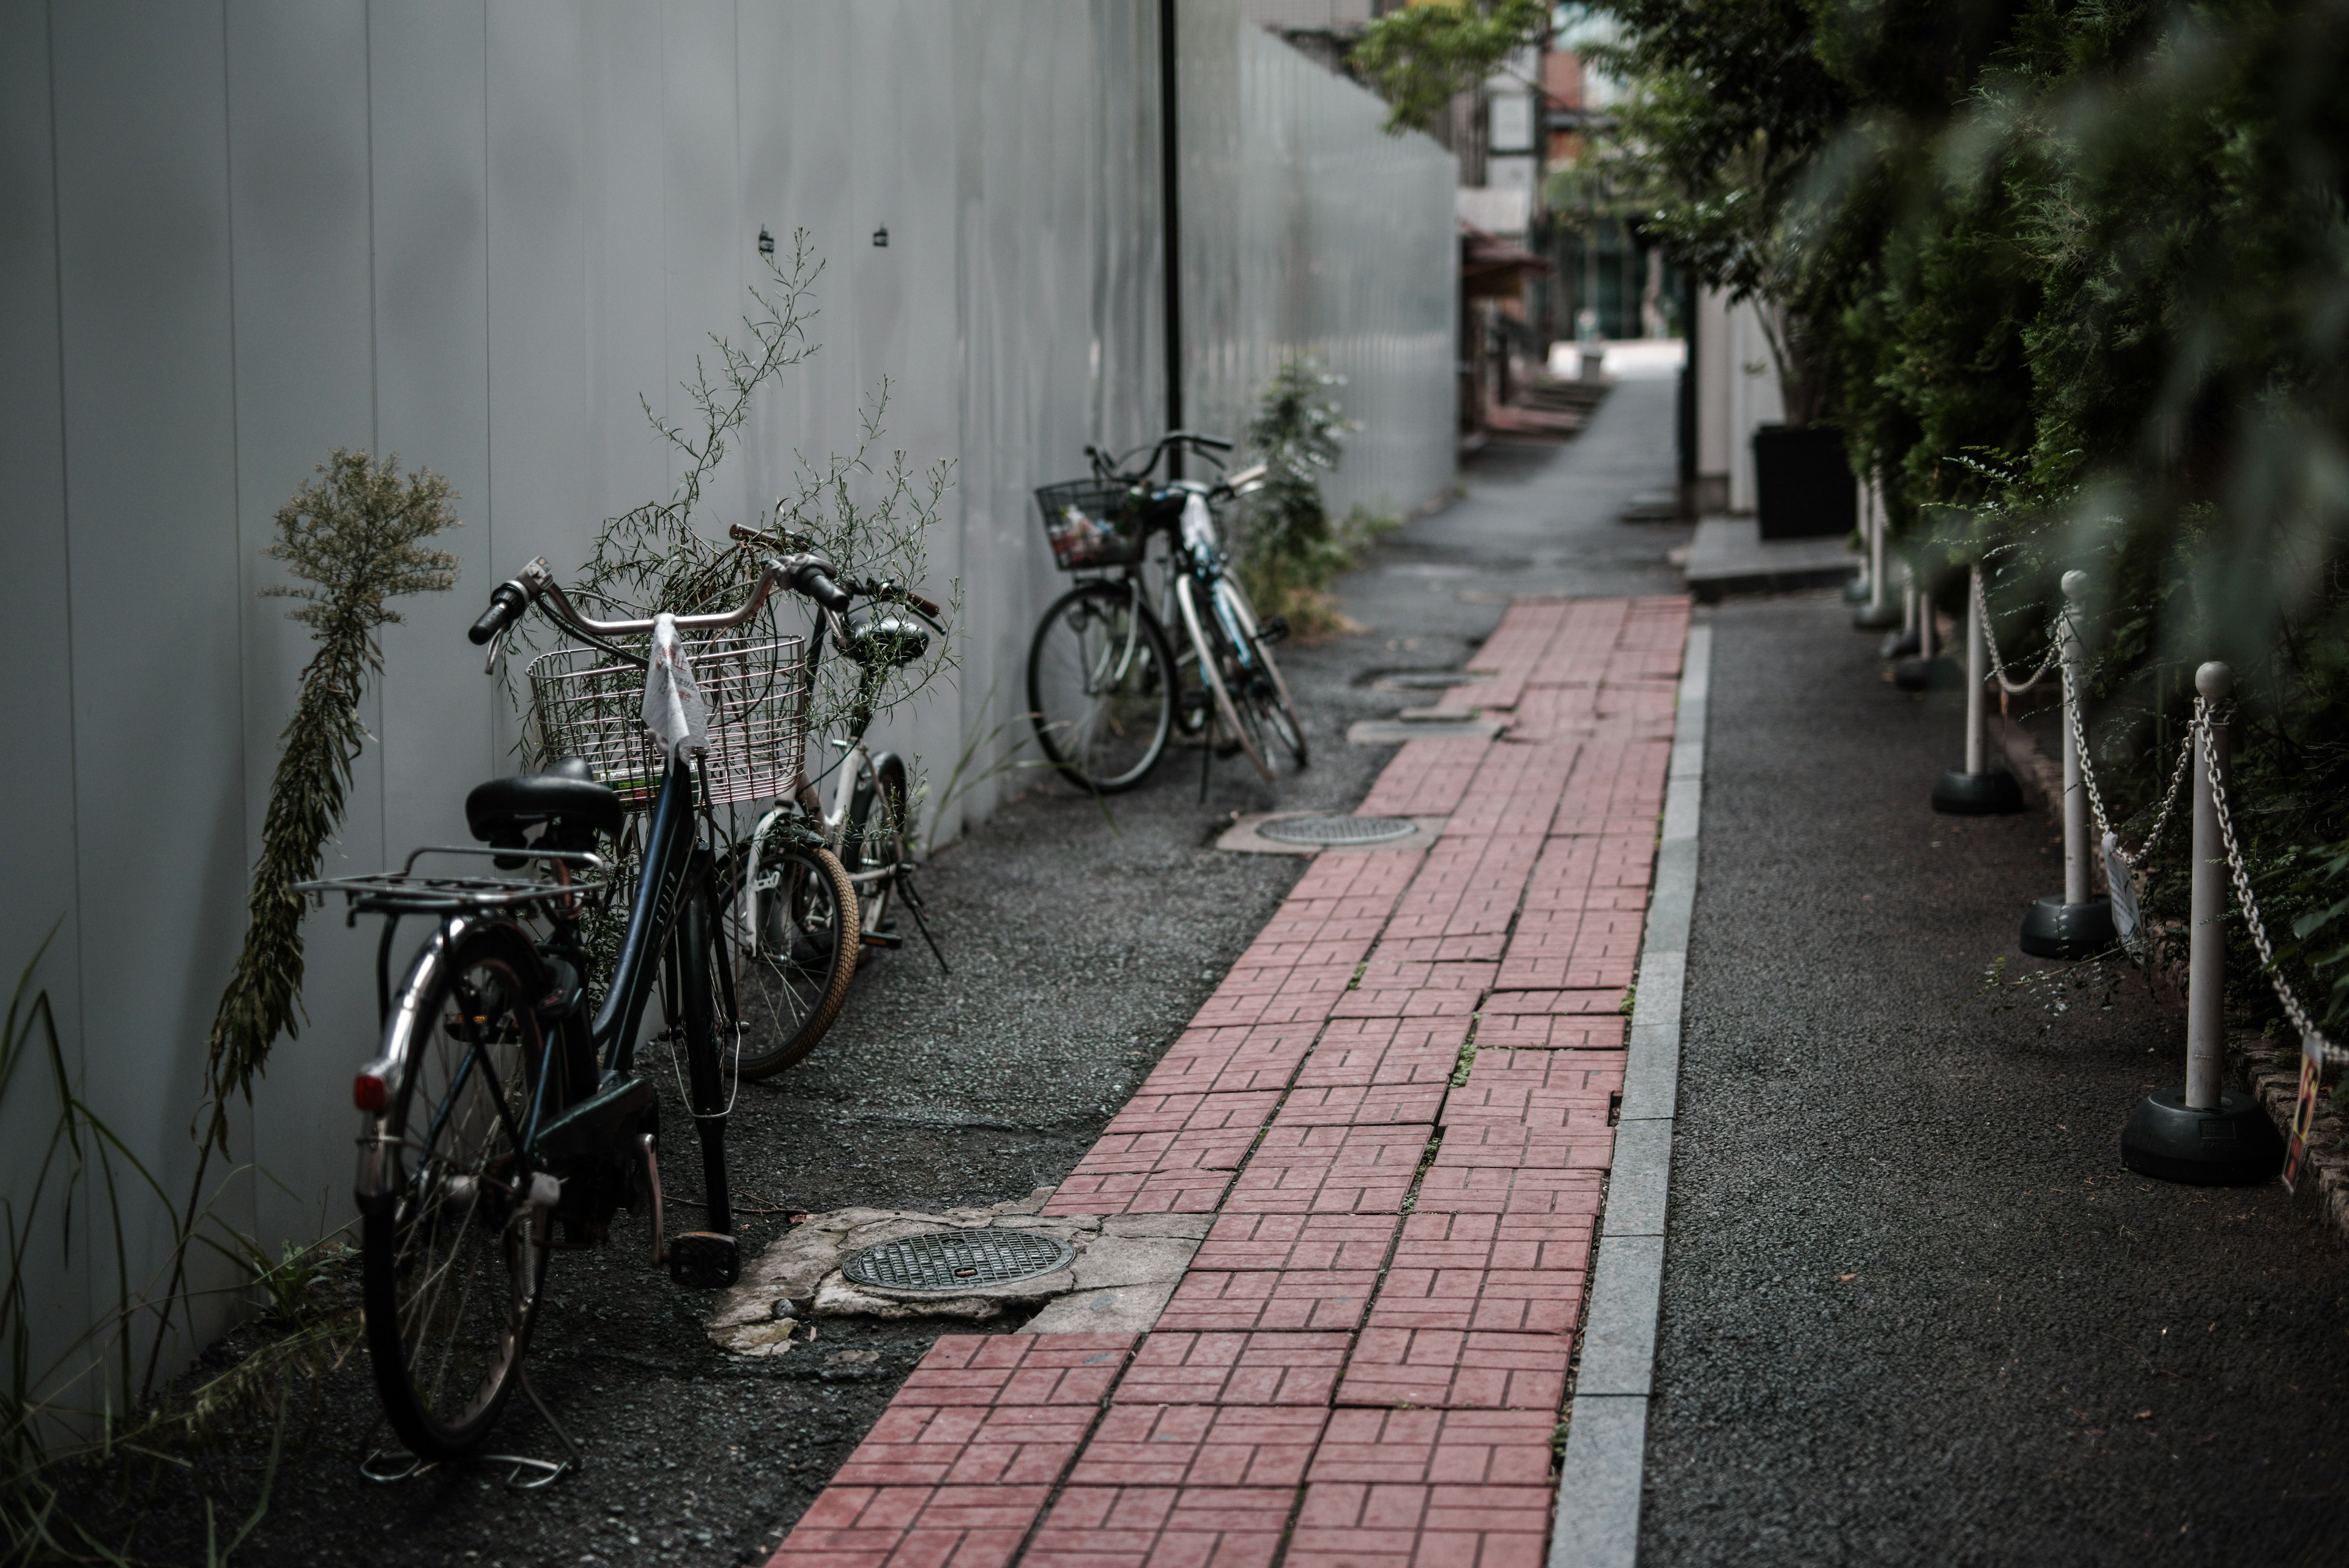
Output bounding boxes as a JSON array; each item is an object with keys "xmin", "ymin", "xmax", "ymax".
[
  {"xmin": 1035, "ymin": 478, "xmax": 1144, "ymax": 571},
  {"xmin": 529, "ymin": 626, "xmax": 807, "ymax": 810}
]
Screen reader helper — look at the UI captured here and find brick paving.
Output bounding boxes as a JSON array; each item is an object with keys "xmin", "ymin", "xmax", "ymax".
[{"xmin": 768, "ymin": 596, "xmax": 1689, "ymax": 1568}]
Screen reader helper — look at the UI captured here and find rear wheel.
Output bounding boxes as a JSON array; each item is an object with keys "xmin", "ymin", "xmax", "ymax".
[
  {"xmin": 1028, "ymin": 581, "xmax": 1176, "ymax": 793},
  {"xmin": 722, "ymin": 834, "xmax": 858, "ymax": 1077},
  {"xmin": 360, "ymin": 923, "xmax": 553, "ymax": 1462}
]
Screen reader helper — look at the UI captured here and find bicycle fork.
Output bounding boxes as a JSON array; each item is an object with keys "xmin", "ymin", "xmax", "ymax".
[{"xmin": 666, "ymin": 845, "xmax": 738, "ymax": 1285}]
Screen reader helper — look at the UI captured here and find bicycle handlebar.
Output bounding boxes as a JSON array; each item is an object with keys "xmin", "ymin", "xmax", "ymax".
[
  {"xmin": 728, "ymin": 522, "xmax": 949, "ymax": 631},
  {"xmin": 1088, "ymin": 430, "xmax": 1238, "ymax": 485}
]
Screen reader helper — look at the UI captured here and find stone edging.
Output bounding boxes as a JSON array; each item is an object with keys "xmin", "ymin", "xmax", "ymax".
[{"xmin": 1546, "ymin": 617, "xmax": 1713, "ymax": 1568}]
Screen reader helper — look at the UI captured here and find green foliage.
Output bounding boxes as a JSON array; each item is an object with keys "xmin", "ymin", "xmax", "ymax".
[
  {"xmin": 4, "ymin": 943, "xmax": 319, "ymax": 1566},
  {"xmin": 204, "ymin": 452, "xmax": 459, "ymax": 1143},
  {"xmin": 1354, "ymin": 0, "xmax": 1549, "ymax": 135},
  {"xmin": 1234, "ymin": 364, "xmax": 1393, "ymax": 640},
  {"xmin": 542, "ymin": 233, "xmax": 955, "ymax": 717},
  {"xmin": 1596, "ymin": 0, "xmax": 2349, "ymax": 1039},
  {"xmin": 1588, "ymin": 0, "xmax": 1857, "ymax": 422}
]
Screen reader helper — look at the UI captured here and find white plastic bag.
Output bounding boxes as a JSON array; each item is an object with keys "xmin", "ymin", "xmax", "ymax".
[{"xmin": 641, "ymin": 612, "xmax": 708, "ymax": 756}]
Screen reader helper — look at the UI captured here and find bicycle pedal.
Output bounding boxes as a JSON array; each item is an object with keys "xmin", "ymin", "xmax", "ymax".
[
  {"xmin": 1258, "ymin": 614, "xmax": 1290, "ymax": 645},
  {"xmin": 859, "ymin": 929, "xmax": 904, "ymax": 949},
  {"xmin": 668, "ymin": 1231, "xmax": 739, "ymax": 1288}
]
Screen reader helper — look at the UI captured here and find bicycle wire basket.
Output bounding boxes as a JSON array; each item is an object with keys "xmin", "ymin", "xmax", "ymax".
[
  {"xmin": 528, "ymin": 628, "xmax": 808, "ymax": 811},
  {"xmin": 1035, "ymin": 478, "xmax": 1146, "ymax": 571}
]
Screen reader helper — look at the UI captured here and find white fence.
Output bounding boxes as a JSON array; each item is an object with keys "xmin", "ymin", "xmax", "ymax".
[{"xmin": 0, "ymin": 0, "xmax": 1452, "ymax": 1394}]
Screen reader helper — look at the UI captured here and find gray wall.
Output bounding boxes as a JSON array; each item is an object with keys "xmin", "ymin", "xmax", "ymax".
[
  {"xmin": 1186, "ymin": 1, "xmax": 1457, "ymax": 522},
  {"xmin": 0, "ymin": 0, "xmax": 1450, "ymax": 1399}
]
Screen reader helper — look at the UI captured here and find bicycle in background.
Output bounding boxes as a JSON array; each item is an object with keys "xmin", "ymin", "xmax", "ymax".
[{"xmin": 1025, "ymin": 431, "xmax": 1307, "ymax": 794}]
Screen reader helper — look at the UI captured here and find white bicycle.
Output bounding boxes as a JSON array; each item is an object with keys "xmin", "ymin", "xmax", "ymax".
[{"xmin": 717, "ymin": 522, "xmax": 950, "ymax": 1077}]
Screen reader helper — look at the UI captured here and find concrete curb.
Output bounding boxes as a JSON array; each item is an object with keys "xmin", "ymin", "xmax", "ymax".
[{"xmin": 1548, "ymin": 618, "xmax": 1710, "ymax": 1568}]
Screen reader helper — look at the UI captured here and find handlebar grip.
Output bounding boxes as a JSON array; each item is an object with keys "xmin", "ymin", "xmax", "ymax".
[
  {"xmin": 1190, "ymin": 434, "xmax": 1233, "ymax": 453},
  {"xmin": 904, "ymin": 590, "xmax": 944, "ymax": 622},
  {"xmin": 468, "ymin": 581, "xmax": 531, "ymax": 645},
  {"xmin": 791, "ymin": 560, "xmax": 853, "ymax": 615}
]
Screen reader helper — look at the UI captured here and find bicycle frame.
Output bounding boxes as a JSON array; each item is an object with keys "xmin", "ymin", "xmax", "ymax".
[
  {"xmin": 354, "ymin": 749, "xmax": 727, "ymax": 1235},
  {"xmin": 739, "ymin": 606, "xmax": 905, "ymax": 935}
]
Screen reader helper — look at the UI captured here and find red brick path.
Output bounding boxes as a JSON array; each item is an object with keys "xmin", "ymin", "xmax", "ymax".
[{"xmin": 768, "ymin": 596, "xmax": 1690, "ymax": 1568}]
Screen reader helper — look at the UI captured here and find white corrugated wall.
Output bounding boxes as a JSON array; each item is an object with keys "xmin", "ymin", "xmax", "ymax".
[{"xmin": 0, "ymin": 0, "xmax": 1451, "ymax": 1398}]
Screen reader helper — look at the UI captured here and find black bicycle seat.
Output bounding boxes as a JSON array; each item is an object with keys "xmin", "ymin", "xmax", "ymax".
[{"xmin": 466, "ymin": 757, "xmax": 623, "ymax": 845}]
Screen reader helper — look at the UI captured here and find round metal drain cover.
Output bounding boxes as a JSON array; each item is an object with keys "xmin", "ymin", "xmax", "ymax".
[
  {"xmin": 839, "ymin": 1230, "xmax": 1075, "ymax": 1292},
  {"xmin": 1259, "ymin": 814, "xmax": 1419, "ymax": 846}
]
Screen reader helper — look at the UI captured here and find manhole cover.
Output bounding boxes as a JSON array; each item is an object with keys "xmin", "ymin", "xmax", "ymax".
[
  {"xmin": 1378, "ymin": 670, "xmax": 1486, "ymax": 690},
  {"xmin": 839, "ymin": 1230, "xmax": 1074, "ymax": 1292},
  {"xmin": 1259, "ymin": 815, "xmax": 1420, "ymax": 846}
]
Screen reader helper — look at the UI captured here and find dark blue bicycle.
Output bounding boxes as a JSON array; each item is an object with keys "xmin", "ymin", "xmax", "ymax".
[{"xmin": 302, "ymin": 543, "xmax": 933, "ymax": 1474}]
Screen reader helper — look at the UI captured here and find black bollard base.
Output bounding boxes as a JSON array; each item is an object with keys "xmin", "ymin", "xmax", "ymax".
[
  {"xmin": 1895, "ymin": 655, "xmax": 1961, "ymax": 691},
  {"xmin": 1854, "ymin": 599, "xmax": 1901, "ymax": 630},
  {"xmin": 1879, "ymin": 626, "xmax": 1921, "ymax": 661},
  {"xmin": 2019, "ymin": 894, "xmax": 2118, "ymax": 959},
  {"xmin": 2121, "ymin": 1089, "xmax": 2283, "ymax": 1186},
  {"xmin": 1932, "ymin": 768, "xmax": 2024, "ymax": 815}
]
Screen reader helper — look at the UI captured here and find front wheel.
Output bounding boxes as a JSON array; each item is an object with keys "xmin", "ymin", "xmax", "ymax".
[
  {"xmin": 360, "ymin": 921, "xmax": 554, "ymax": 1462},
  {"xmin": 1215, "ymin": 576, "xmax": 1307, "ymax": 768},
  {"xmin": 848, "ymin": 752, "xmax": 911, "ymax": 939},
  {"xmin": 1176, "ymin": 573, "xmax": 1272, "ymax": 782},
  {"xmin": 1027, "ymin": 581, "xmax": 1177, "ymax": 793},
  {"xmin": 721, "ymin": 834, "xmax": 859, "ymax": 1078}
]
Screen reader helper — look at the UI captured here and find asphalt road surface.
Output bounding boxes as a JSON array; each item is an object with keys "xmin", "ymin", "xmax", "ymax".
[{"xmin": 1646, "ymin": 593, "xmax": 2349, "ymax": 1567}]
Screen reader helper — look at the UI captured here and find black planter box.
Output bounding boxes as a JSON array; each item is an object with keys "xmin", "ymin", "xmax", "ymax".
[{"xmin": 1753, "ymin": 424, "xmax": 1855, "ymax": 540}]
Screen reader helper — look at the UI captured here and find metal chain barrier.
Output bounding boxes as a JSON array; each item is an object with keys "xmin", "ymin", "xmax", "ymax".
[
  {"xmin": 2061, "ymin": 656, "xmax": 2195, "ymax": 871},
  {"xmin": 1972, "ymin": 565, "xmax": 2063, "ymax": 694},
  {"xmin": 2197, "ymin": 699, "xmax": 2349, "ymax": 1069}
]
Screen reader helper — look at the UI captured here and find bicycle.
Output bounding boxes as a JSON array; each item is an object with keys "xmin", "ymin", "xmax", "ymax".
[
  {"xmin": 299, "ymin": 544, "xmax": 920, "ymax": 1474},
  {"xmin": 721, "ymin": 521, "xmax": 951, "ymax": 1076},
  {"xmin": 1025, "ymin": 431, "xmax": 1308, "ymax": 794}
]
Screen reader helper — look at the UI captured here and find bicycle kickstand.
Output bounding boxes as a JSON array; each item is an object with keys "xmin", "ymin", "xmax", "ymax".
[{"xmin": 897, "ymin": 869, "xmax": 952, "ymax": 976}]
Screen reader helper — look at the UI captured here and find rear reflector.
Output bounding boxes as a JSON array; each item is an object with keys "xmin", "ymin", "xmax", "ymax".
[{"xmin": 353, "ymin": 1072, "xmax": 388, "ymax": 1112}]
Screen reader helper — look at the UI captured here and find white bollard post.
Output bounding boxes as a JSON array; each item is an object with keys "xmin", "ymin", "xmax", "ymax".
[
  {"xmin": 2062, "ymin": 574, "xmax": 2092, "ymax": 905},
  {"xmin": 1931, "ymin": 568, "xmax": 2021, "ymax": 813},
  {"xmin": 1917, "ymin": 578, "xmax": 1935, "ymax": 661},
  {"xmin": 1868, "ymin": 483, "xmax": 1887, "ymax": 610},
  {"xmin": 1964, "ymin": 571, "xmax": 1987, "ymax": 776},
  {"xmin": 1855, "ymin": 480, "xmax": 1899, "ymax": 628},
  {"xmin": 2019, "ymin": 570, "xmax": 2117, "ymax": 956},
  {"xmin": 2186, "ymin": 660, "xmax": 2231, "ymax": 1112},
  {"xmin": 1846, "ymin": 482, "xmax": 1871, "ymax": 603},
  {"xmin": 2121, "ymin": 655, "xmax": 2278, "ymax": 1182}
]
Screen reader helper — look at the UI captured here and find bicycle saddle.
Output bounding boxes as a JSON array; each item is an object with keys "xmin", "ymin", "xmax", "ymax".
[{"xmin": 466, "ymin": 757, "xmax": 623, "ymax": 847}]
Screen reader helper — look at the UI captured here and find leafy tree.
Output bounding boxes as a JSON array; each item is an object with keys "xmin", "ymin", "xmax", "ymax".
[{"xmin": 1353, "ymin": 0, "xmax": 1551, "ymax": 136}]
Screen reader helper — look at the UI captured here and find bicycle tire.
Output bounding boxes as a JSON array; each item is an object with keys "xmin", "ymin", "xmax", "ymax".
[
  {"xmin": 1176, "ymin": 573, "xmax": 1273, "ymax": 781},
  {"xmin": 722, "ymin": 837, "xmax": 858, "ymax": 1078},
  {"xmin": 1027, "ymin": 580, "xmax": 1177, "ymax": 793},
  {"xmin": 1214, "ymin": 576, "xmax": 1308, "ymax": 768},
  {"xmin": 360, "ymin": 920, "xmax": 554, "ymax": 1462},
  {"xmin": 848, "ymin": 752, "xmax": 911, "ymax": 938}
]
